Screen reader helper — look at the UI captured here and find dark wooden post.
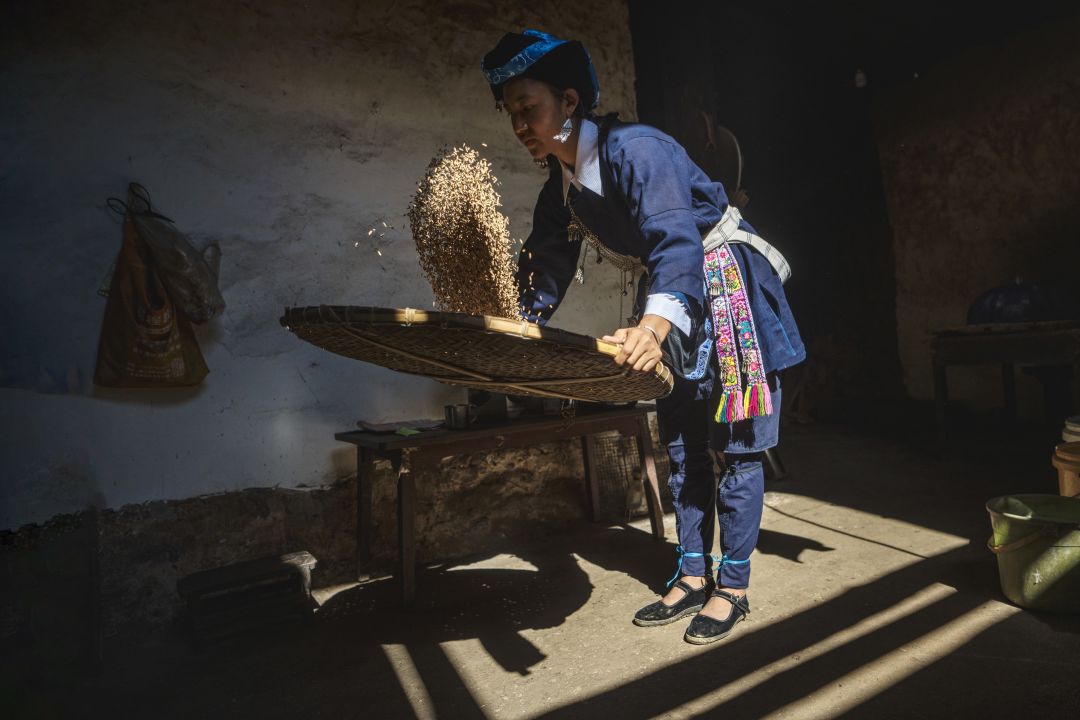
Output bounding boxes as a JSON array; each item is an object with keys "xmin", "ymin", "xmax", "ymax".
[
  {"xmin": 932, "ymin": 359, "xmax": 948, "ymax": 445},
  {"xmin": 390, "ymin": 450, "xmax": 416, "ymax": 606},
  {"xmin": 636, "ymin": 415, "xmax": 666, "ymax": 540},
  {"xmin": 356, "ymin": 448, "xmax": 374, "ymax": 581},
  {"xmin": 1002, "ymin": 363, "xmax": 1017, "ymax": 424},
  {"xmin": 581, "ymin": 434, "xmax": 601, "ymax": 522}
]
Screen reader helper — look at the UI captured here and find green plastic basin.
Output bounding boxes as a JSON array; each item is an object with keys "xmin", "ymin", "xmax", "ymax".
[{"xmin": 986, "ymin": 494, "xmax": 1080, "ymax": 612}]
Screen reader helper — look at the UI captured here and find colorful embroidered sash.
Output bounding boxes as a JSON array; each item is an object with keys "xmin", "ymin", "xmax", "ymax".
[{"xmin": 703, "ymin": 244, "xmax": 772, "ymax": 422}]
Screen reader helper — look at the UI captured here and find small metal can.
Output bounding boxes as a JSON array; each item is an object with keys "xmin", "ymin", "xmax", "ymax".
[{"xmin": 444, "ymin": 404, "xmax": 472, "ymax": 430}]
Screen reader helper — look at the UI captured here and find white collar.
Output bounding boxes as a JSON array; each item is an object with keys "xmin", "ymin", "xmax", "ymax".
[{"xmin": 559, "ymin": 118, "xmax": 603, "ymax": 204}]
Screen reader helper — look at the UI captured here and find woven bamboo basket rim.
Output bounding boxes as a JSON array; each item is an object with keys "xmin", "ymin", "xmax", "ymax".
[
  {"xmin": 280, "ymin": 305, "xmax": 674, "ymax": 402},
  {"xmin": 1057, "ymin": 442, "xmax": 1080, "ymax": 463}
]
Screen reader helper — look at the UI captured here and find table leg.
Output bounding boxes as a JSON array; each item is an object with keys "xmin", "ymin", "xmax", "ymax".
[
  {"xmin": 580, "ymin": 435, "xmax": 601, "ymax": 522},
  {"xmin": 390, "ymin": 451, "xmax": 416, "ymax": 606},
  {"xmin": 635, "ymin": 415, "xmax": 665, "ymax": 540},
  {"xmin": 1031, "ymin": 365, "xmax": 1076, "ymax": 424},
  {"xmin": 933, "ymin": 359, "xmax": 948, "ymax": 444},
  {"xmin": 356, "ymin": 448, "xmax": 374, "ymax": 581},
  {"xmin": 1001, "ymin": 363, "xmax": 1018, "ymax": 424}
]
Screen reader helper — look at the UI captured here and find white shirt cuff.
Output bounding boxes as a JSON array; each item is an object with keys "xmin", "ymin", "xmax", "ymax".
[{"xmin": 643, "ymin": 293, "xmax": 692, "ymax": 337}]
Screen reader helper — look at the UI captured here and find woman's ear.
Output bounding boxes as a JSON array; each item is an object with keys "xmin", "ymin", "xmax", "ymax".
[{"xmin": 562, "ymin": 88, "xmax": 580, "ymax": 118}]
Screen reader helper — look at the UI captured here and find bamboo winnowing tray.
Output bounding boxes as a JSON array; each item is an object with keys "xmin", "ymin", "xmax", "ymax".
[{"xmin": 280, "ymin": 306, "xmax": 673, "ymax": 402}]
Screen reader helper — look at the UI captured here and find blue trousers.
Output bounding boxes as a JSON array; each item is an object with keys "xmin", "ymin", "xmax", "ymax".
[{"xmin": 656, "ymin": 365, "xmax": 781, "ymax": 589}]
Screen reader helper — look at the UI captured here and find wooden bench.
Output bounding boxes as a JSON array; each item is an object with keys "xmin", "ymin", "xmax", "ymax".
[
  {"xmin": 336, "ymin": 403, "xmax": 665, "ymax": 605},
  {"xmin": 931, "ymin": 321, "xmax": 1080, "ymax": 443}
]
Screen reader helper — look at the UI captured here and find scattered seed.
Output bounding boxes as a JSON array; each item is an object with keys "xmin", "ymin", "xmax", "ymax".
[{"xmin": 407, "ymin": 144, "xmax": 519, "ymax": 318}]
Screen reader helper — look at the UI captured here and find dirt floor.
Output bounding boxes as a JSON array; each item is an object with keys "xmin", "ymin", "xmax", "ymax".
[{"xmin": 8, "ymin": 411, "xmax": 1080, "ymax": 719}]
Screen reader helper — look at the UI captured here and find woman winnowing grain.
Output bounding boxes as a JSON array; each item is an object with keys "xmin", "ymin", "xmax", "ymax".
[{"xmin": 481, "ymin": 30, "xmax": 807, "ymax": 645}]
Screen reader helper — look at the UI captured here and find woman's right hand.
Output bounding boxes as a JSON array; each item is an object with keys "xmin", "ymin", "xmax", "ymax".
[{"xmin": 603, "ymin": 317, "xmax": 669, "ymax": 373}]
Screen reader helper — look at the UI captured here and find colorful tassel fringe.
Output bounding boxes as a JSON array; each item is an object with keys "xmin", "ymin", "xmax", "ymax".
[{"xmin": 705, "ymin": 244, "xmax": 773, "ymax": 423}]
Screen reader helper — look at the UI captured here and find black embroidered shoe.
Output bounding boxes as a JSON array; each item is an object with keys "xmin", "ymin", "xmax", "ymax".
[
  {"xmin": 632, "ymin": 579, "xmax": 709, "ymax": 627},
  {"xmin": 683, "ymin": 589, "xmax": 750, "ymax": 644}
]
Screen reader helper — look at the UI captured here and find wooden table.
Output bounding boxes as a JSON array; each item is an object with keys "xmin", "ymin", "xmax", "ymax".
[
  {"xmin": 336, "ymin": 404, "xmax": 665, "ymax": 604},
  {"xmin": 931, "ymin": 321, "xmax": 1080, "ymax": 442}
]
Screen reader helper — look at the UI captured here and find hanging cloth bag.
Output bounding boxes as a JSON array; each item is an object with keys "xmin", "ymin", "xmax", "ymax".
[{"xmin": 93, "ymin": 197, "xmax": 209, "ymax": 387}]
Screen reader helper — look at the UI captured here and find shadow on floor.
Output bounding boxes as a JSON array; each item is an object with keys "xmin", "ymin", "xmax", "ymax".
[{"xmin": 19, "ymin": 416, "xmax": 1080, "ymax": 719}]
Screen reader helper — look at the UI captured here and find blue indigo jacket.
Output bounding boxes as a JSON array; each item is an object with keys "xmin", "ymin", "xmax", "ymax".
[{"xmin": 518, "ymin": 118, "xmax": 805, "ymax": 376}]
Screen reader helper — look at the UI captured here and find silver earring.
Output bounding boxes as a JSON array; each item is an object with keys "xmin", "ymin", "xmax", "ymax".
[{"xmin": 553, "ymin": 117, "xmax": 573, "ymax": 143}]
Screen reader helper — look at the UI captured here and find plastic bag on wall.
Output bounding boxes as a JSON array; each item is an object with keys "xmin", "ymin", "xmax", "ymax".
[{"xmin": 125, "ymin": 183, "xmax": 226, "ymax": 324}]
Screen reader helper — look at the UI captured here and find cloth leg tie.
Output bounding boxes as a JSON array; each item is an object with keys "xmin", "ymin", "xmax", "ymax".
[
  {"xmin": 718, "ymin": 554, "xmax": 750, "ymax": 568},
  {"xmin": 703, "ymin": 243, "xmax": 773, "ymax": 423},
  {"xmin": 715, "ymin": 554, "xmax": 751, "ymax": 588},
  {"xmin": 666, "ymin": 545, "xmax": 720, "ymax": 588}
]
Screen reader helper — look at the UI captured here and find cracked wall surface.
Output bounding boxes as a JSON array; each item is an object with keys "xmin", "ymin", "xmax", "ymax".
[{"xmin": 2, "ymin": 422, "xmax": 668, "ymax": 636}]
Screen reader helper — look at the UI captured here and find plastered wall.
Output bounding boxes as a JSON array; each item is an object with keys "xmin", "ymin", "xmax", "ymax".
[{"xmin": 0, "ymin": 0, "xmax": 638, "ymax": 529}]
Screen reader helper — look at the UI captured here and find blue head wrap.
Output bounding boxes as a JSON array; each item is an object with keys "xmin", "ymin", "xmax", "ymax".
[{"xmin": 481, "ymin": 30, "xmax": 600, "ymax": 110}]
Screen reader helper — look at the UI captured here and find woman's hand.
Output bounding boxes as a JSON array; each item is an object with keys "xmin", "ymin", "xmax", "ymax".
[{"xmin": 602, "ymin": 315, "xmax": 671, "ymax": 373}]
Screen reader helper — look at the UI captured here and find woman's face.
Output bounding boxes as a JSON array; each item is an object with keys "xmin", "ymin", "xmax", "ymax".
[{"xmin": 501, "ymin": 77, "xmax": 577, "ymax": 161}]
